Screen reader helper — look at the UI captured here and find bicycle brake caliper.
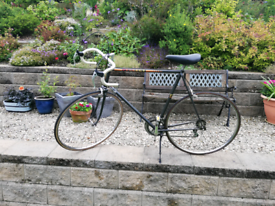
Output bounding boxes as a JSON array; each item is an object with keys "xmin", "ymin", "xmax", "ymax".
[{"xmin": 155, "ymin": 115, "xmax": 160, "ymax": 136}]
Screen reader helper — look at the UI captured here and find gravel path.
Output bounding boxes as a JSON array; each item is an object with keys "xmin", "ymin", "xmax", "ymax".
[{"xmin": 1, "ymin": 107, "xmax": 275, "ymax": 154}]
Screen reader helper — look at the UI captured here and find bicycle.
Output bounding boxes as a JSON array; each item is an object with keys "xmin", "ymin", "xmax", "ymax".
[{"xmin": 54, "ymin": 48, "xmax": 241, "ymax": 163}]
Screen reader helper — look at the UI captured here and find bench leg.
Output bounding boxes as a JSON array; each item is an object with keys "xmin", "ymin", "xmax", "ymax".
[
  {"xmin": 159, "ymin": 133, "xmax": 163, "ymax": 164},
  {"xmin": 217, "ymin": 101, "xmax": 230, "ymax": 127}
]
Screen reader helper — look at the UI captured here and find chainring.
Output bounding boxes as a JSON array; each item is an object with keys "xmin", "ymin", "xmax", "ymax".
[{"xmin": 144, "ymin": 117, "xmax": 162, "ymax": 136}]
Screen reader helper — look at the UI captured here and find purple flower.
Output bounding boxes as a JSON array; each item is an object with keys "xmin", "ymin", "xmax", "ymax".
[
  {"xmin": 117, "ymin": 8, "xmax": 120, "ymax": 11},
  {"xmin": 118, "ymin": 25, "xmax": 121, "ymax": 28},
  {"xmin": 88, "ymin": 19, "xmax": 94, "ymax": 22},
  {"xmin": 108, "ymin": 11, "xmax": 110, "ymax": 14},
  {"xmin": 78, "ymin": 1, "xmax": 81, "ymax": 3},
  {"xmin": 121, "ymin": 19, "xmax": 123, "ymax": 22},
  {"xmin": 112, "ymin": 9, "xmax": 115, "ymax": 11},
  {"xmin": 86, "ymin": 105, "xmax": 90, "ymax": 107},
  {"xmin": 63, "ymin": 31, "xmax": 66, "ymax": 33},
  {"xmin": 111, "ymin": 42, "xmax": 113, "ymax": 46},
  {"xmin": 73, "ymin": 40, "xmax": 76, "ymax": 43},
  {"xmin": 83, "ymin": 18, "xmax": 87, "ymax": 20}
]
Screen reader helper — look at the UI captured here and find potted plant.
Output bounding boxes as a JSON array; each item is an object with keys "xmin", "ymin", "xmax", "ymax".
[
  {"xmin": 3, "ymin": 86, "xmax": 34, "ymax": 112},
  {"xmin": 55, "ymin": 75, "xmax": 82, "ymax": 117},
  {"xmin": 35, "ymin": 69, "xmax": 59, "ymax": 114},
  {"xmin": 261, "ymin": 77, "xmax": 275, "ymax": 124},
  {"xmin": 69, "ymin": 101, "xmax": 93, "ymax": 123}
]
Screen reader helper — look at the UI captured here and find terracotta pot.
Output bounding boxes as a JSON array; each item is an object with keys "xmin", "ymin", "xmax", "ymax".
[
  {"xmin": 261, "ymin": 94, "xmax": 275, "ymax": 124},
  {"xmin": 69, "ymin": 109, "xmax": 92, "ymax": 123}
]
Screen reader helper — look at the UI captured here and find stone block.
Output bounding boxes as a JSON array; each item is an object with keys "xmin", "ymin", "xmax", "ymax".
[
  {"xmin": 269, "ymin": 180, "xmax": 275, "ymax": 199},
  {"xmin": 142, "ymin": 191, "xmax": 192, "ymax": 206},
  {"xmin": 236, "ymin": 152, "xmax": 275, "ymax": 179},
  {"xmin": 168, "ymin": 173, "xmax": 219, "ymax": 195},
  {"xmin": 120, "ymin": 76, "xmax": 143, "ymax": 89},
  {"xmin": 192, "ymin": 195, "xmax": 243, "ymax": 206},
  {"xmin": 237, "ymin": 105, "xmax": 264, "ymax": 116},
  {"xmin": 0, "ymin": 163, "xmax": 24, "ymax": 182},
  {"xmin": 242, "ymin": 198, "xmax": 275, "ymax": 206},
  {"xmin": 95, "ymin": 145, "xmax": 144, "ymax": 171},
  {"xmin": 117, "ymin": 89, "xmax": 135, "ymax": 101},
  {"xmin": 24, "ymin": 164, "xmax": 71, "ymax": 186},
  {"xmin": 71, "ymin": 168, "xmax": 118, "ymax": 189},
  {"xmin": 1, "ymin": 141, "xmax": 57, "ymax": 165},
  {"xmin": 250, "ymin": 93, "xmax": 264, "ymax": 106},
  {"xmin": 0, "ymin": 72, "xmax": 12, "ymax": 84},
  {"xmin": 0, "ymin": 201, "xmax": 27, "ymax": 206},
  {"xmin": 94, "ymin": 188, "xmax": 142, "ymax": 206},
  {"xmin": 2, "ymin": 182, "xmax": 47, "ymax": 204},
  {"xmin": 236, "ymin": 80, "xmax": 262, "ymax": 93},
  {"xmin": 47, "ymin": 185, "xmax": 93, "ymax": 206},
  {"xmin": 12, "ymin": 73, "xmax": 38, "ymax": 85},
  {"xmin": 47, "ymin": 145, "xmax": 101, "ymax": 168},
  {"xmin": 119, "ymin": 170, "xmax": 168, "ymax": 192},
  {"xmin": 0, "ymin": 181, "xmax": 2, "ymax": 201},
  {"xmin": 192, "ymin": 151, "xmax": 245, "ymax": 178},
  {"xmin": 143, "ymin": 147, "xmax": 193, "ymax": 174},
  {"xmin": 234, "ymin": 92, "xmax": 250, "ymax": 106},
  {"xmin": 218, "ymin": 177, "xmax": 271, "ymax": 199}
]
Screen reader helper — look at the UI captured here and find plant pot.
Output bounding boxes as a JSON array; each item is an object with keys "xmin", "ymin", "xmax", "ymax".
[
  {"xmin": 87, "ymin": 96, "xmax": 114, "ymax": 118},
  {"xmin": 35, "ymin": 96, "xmax": 55, "ymax": 114},
  {"xmin": 3, "ymin": 100, "xmax": 33, "ymax": 112},
  {"xmin": 261, "ymin": 94, "xmax": 275, "ymax": 124},
  {"xmin": 69, "ymin": 109, "xmax": 92, "ymax": 123},
  {"xmin": 55, "ymin": 92, "xmax": 82, "ymax": 117}
]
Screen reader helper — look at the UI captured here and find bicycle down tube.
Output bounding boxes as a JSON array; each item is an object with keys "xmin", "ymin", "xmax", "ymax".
[{"xmin": 105, "ymin": 68, "xmax": 201, "ymax": 132}]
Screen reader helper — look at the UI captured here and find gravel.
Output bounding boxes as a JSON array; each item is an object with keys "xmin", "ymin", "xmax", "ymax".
[{"xmin": 1, "ymin": 107, "xmax": 275, "ymax": 154}]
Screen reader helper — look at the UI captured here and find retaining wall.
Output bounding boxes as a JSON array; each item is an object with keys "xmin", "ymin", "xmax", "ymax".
[
  {"xmin": 1, "ymin": 139, "xmax": 275, "ymax": 205},
  {"xmin": 0, "ymin": 65, "xmax": 274, "ymax": 116}
]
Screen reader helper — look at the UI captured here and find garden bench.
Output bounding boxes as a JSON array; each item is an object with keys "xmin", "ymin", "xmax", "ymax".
[{"xmin": 141, "ymin": 69, "xmax": 236, "ymax": 114}]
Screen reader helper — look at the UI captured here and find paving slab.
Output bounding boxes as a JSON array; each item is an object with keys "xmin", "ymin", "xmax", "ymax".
[
  {"xmin": 1, "ymin": 140, "xmax": 57, "ymax": 165},
  {"xmin": 94, "ymin": 145, "xmax": 144, "ymax": 170},
  {"xmin": 0, "ymin": 139, "xmax": 17, "ymax": 154},
  {"xmin": 143, "ymin": 146, "xmax": 193, "ymax": 174},
  {"xmin": 236, "ymin": 152, "xmax": 275, "ymax": 179},
  {"xmin": 191, "ymin": 151, "xmax": 246, "ymax": 177},
  {"xmin": 47, "ymin": 144, "xmax": 101, "ymax": 168}
]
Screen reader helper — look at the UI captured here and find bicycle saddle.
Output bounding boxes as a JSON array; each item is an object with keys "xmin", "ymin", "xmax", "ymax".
[{"xmin": 165, "ymin": 53, "xmax": 201, "ymax": 65}]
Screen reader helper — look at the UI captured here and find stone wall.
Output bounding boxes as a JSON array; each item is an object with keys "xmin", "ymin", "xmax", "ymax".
[
  {"xmin": 1, "ymin": 139, "xmax": 275, "ymax": 205},
  {"xmin": 0, "ymin": 65, "xmax": 274, "ymax": 116}
]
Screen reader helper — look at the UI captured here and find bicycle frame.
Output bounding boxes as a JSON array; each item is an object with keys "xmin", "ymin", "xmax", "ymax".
[{"xmin": 99, "ymin": 68, "xmax": 201, "ymax": 131}]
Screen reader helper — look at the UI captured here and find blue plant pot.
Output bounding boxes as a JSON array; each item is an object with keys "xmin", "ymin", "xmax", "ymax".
[{"xmin": 34, "ymin": 96, "xmax": 55, "ymax": 114}]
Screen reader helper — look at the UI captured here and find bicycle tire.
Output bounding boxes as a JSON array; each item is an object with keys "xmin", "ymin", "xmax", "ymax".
[
  {"xmin": 54, "ymin": 91, "xmax": 123, "ymax": 151},
  {"xmin": 165, "ymin": 92, "xmax": 241, "ymax": 155}
]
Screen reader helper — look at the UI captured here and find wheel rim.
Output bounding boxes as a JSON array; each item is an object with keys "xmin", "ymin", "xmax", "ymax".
[
  {"xmin": 54, "ymin": 91, "xmax": 123, "ymax": 151},
  {"xmin": 165, "ymin": 92, "xmax": 241, "ymax": 154}
]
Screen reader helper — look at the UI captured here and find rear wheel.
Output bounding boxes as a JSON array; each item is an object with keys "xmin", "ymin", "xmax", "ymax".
[
  {"xmin": 165, "ymin": 92, "xmax": 241, "ymax": 154},
  {"xmin": 54, "ymin": 91, "xmax": 123, "ymax": 151}
]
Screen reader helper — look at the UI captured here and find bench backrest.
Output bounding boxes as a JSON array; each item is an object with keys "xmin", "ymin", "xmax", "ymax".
[{"xmin": 144, "ymin": 70, "xmax": 228, "ymax": 91}]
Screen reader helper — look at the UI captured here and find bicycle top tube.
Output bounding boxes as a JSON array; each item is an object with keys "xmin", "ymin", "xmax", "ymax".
[{"xmin": 113, "ymin": 68, "xmax": 183, "ymax": 73}]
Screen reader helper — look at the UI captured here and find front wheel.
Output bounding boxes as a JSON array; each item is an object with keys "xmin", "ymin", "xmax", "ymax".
[
  {"xmin": 54, "ymin": 91, "xmax": 123, "ymax": 151},
  {"xmin": 165, "ymin": 92, "xmax": 241, "ymax": 154}
]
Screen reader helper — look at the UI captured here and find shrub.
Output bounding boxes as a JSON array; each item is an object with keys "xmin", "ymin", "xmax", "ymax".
[
  {"xmin": 27, "ymin": 1, "xmax": 60, "ymax": 21},
  {"xmin": 130, "ymin": 14, "xmax": 164, "ymax": 44},
  {"xmin": 84, "ymin": 16, "xmax": 106, "ymax": 31},
  {"xmin": 10, "ymin": 40, "xmax": 63, "ymax": 66},
  {"xmin": 4, "ymin": 0, "xmax": 41, "ymax": 8},
  {"xmin": 137, "ymin": 44, "xmax": 168, "ymax": 69},
  {"xmin": 206, "ymin": 0, "xmax": 239, "ymax": 18},
  {"xmin": 0, "ymin": 29, "xmax": 20, "ymax": 62},
  {"xmin": 0, "ymin": 1, "xmax": 40, "ymax": 36},
  {"xmin": 58, "ymin": 38, "xmax": 84, "ymax": 64},
  {"xmin": 94, "ymin": 27, "xmax": 145, "ymax": 56},
  {"xmin": 54, "ymin": 18, "xmax": 82, "ymax": 37},
  {"xmin": 114, "ymin": 55, "xmax": 140, "ymax": 68},
  {"xmin": 235, "ymin": 0, "xmax": 266, "ymax": 21},
  {"xmin": 34, "ymin": 21, "xmax": 67, "ymax": 43},
  {"xmin": 263, "ymin": 0, "xmax": 275, "ymax": 21},
  {"xmin": 191, "ymin": 14, "xmax": 275, "ymax": 71},
  {"xmin": 159, "ymin": 4, "xmax": 193, "ymax": 55},
  {"xmin": 6, "ymin": 13, "xmax": 41, "ymax": 36}
]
